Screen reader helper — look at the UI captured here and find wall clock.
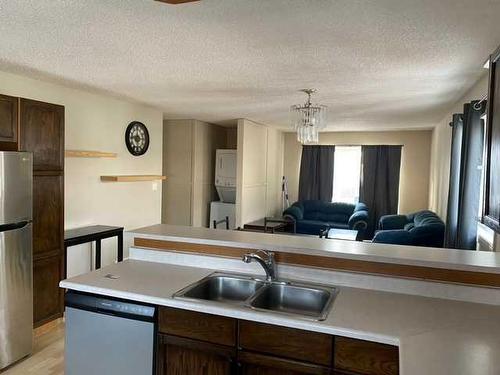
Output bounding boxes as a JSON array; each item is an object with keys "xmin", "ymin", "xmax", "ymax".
[{"xmin": 125, "ymin": 121, "xmax": 150, "ymax": 156}]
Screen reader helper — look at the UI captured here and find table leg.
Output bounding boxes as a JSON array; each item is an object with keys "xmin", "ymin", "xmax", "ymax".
[
  {"xmin": 64, "ymin": 245, "xmax": 68, "ymax": 279},
  {"xmin": 95, "ymin": 239, "xmax": 101, "ymax": 269},
  {"xmin": 117, "ymin": 231, "xmax": 123, "ymax": 262}
]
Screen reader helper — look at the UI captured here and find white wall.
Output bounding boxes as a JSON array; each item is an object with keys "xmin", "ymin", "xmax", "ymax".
[
  {"xmin": 429, "ymin": 74, "xmax": 489, "ymax": 219},
  {"xmin": 236, "ymin": 119, "xmax": 284, "ymax": 227},
  {"xmin": 0, "ymin": 70, "xmax": 163, "ymax": 277}
]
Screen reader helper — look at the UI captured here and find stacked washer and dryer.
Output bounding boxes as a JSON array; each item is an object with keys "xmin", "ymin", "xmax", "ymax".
[{"xmin": 209, "ymin": 149, "xmax": 237, "ymax": 229}]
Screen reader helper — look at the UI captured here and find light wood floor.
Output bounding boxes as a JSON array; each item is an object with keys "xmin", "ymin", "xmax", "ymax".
[{"xmin": 2, "ymin": 320, "xmax": 64, "ymax": 375}]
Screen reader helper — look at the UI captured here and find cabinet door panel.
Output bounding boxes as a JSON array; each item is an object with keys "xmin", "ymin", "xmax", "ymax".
[
  {"xmin": 19, "ymin": 98, "xmax": 64, "ymax": 171},
  {"xmin": 239, "ymin": 320, "xmax": 332, "ymax": 366},
  {"xmin": 334, "ymin": 337, "xmax": 399, "ymax": 375},
  {"xmin": 157, "ymin": 335, "xmax": 233, "ymax": 375},
  {"xmin": 33, "ymin": 254, "xmax": 63, "ymax": 326},
  {"xmin": 33, "ymin": 174, "xmax": 63, "ymax": 258},
  {"xmin": 159, "ymin": 307, "xmax": 237, "ymax": 346},
  {"xmin": 238, "ymin": 351, "xmax": 330, "ymax": 375},
  {"xmin": 0, "ymin": 94, "xmax": 18, "ymax": 148}
]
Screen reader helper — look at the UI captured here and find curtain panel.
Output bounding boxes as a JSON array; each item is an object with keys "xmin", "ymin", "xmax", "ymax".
[
  {"xmin": 445, "ymin": 101, "xmax": 486, "ymax": 249},
  {"xmin": 359, "ymin": 145, "xmax": 402, "ymax": 238},
  {"xmin": 298, "ymin": 145, "xmax": 335, "ymax": 202},
  {"xmin": 444, "ymin": 113, "xmax": 464, "ymax": 248}
]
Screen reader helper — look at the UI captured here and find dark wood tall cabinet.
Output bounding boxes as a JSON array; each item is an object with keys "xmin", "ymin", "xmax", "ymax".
[
  {"xmin": 0, "ymin": 95, "xmax": 65, "ymax": 327},
  {"xmin": 483, "ymin": 45, "xmax": 500, "ymax": 232},
  {"xmin": 20, "ymin": 98, "xmax": 65, "ymax": 327}
]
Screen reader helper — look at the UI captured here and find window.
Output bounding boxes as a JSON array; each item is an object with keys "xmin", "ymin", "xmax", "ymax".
[{"xmin": 332, "ymin": 146, "xmax": 362, "ymax": 203}]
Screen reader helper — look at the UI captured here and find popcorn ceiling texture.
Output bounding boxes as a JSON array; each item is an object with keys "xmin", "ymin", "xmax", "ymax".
[{"xmin": 0, "ymin": 0, "xmax": 498, "ymax": 130}]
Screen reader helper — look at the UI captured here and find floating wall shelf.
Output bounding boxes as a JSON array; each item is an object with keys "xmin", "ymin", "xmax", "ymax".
[
  {"xmin": 65, "ymin": 150, "xmax": 117, "ymax": 158},
  {"xmin": 100, "ymin": 175, "xmax": 167, "ymax": 182}
]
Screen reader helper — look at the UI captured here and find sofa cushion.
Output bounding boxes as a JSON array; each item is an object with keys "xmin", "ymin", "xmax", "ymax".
[
  {"xmin": 404, "ymin": 223, "xmax": 415, "ymax": 231},
  {"xmin": 301, "ymin": 200, "xmax": 355, "ymax": 222},
  {"xmin": 283, "ymin": 205, "xmax": 303, "ymax": 221}
]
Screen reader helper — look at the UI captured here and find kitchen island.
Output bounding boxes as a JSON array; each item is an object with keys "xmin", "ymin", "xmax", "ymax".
[{"xmin": 61, "ymin": 225, "xmax": 500, "ymax": 375}]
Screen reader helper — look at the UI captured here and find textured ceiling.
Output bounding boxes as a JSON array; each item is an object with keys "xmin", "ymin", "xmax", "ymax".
[{"xmin": 0, "ymin": 0, "xmax": 499, "ymax": 131}]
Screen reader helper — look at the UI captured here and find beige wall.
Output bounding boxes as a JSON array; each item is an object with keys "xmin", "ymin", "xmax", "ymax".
[
  {"xmin": 236, "ymin": 119, "xmax": 284, "ymax": 226},
  {"xmin": 429, "ymin": 74, "xmax": 489, "ymax": 219},
  {"xmin": 162, "ymin": 119, "xmax": 229, "ymax": 227},
  {"xmin": 0, "ymin": 69, "xmax": 163, "ymax": 277},
  {"xmin": 162, "ymin": 120, "xmax": 194, "ymax": 226},
  {"xmin": 283, "ymin": 130, "xmax": 432, "ymax": 214}
]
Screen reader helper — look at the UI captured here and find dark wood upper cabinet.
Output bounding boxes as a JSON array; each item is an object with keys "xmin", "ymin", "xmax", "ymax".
[
  {"xmin": 19, "ymin": 98, "xmax": 64, "ymax": 171},
  {"xmin": 0, "ymin": 94, "xmax": 19, "ymax": 150},
  {"xmin": 483, "ymin": 45, "xmax": 500, "ymax": 232}
]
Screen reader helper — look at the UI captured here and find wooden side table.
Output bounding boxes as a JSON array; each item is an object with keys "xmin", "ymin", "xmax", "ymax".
[{"xmin": 243, "ymin": 217, "xmax": 296, "ymax": 234}]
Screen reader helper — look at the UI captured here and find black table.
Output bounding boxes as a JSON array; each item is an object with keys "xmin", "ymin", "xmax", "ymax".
[
  {"xmin": 243, "ymin": 217, "xmax": 296, "ymax": 234},
  {"xmin": 64, "ymin": 225, "xmax": 124, "ymax": 278}
]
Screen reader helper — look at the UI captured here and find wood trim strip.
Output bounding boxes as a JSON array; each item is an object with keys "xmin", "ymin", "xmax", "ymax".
[{"xmin": 134, "ymin": 238, "xmax": 500, "ymax": 287}]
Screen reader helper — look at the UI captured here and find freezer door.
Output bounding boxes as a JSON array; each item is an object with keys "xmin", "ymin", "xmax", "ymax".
[
  {"xmin": 0, "ymin": 152, "xmax": 32, "ymax": 225},
  {"xmin": 0, "ymin": 222, "xmax": 33, "ymax": 370}
]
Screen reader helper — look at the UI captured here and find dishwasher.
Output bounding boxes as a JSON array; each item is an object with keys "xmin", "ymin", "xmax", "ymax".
[{"xmin": 65, "ymin": 291, "xmax": 156, "ymax": 375}]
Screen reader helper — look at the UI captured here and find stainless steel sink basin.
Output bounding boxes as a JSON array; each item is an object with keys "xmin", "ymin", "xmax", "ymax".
[
  {"xmin": 173, "ymin": 273, "xmax": 265, "ymax": 303},
  {"xmin": 173, "ymin": 272, "xmax": 338, "ymax": 321},
  {"xmin": 248, "ymin": 282, "xmax": 336, "ymax": 321}
]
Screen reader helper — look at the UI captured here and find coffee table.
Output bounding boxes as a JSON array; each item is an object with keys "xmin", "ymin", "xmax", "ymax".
[{"xmin": 321, "ymin": 228, "xmax": 360, "ymax": 241}]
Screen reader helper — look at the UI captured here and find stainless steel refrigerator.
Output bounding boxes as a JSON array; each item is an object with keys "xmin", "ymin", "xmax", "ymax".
[{"xmin": 0, "ymin": 152, "xmax": 33, "ymax": 370}]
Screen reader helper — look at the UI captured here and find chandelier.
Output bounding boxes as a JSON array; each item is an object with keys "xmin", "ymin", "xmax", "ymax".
[{"xmin": 290, "ymin": 89, "xmax": 327, "ymax": 144}]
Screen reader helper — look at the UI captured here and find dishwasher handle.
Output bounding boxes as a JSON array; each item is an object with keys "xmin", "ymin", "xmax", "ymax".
[{"xmin": 65, "ymin": 291, "xmax": 156, "ymax": 322}]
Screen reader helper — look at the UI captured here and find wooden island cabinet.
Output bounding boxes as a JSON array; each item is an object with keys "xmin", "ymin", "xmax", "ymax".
[
  {"xmin": 157, "ymin": 307, "xmax": 399, "ymax": 375},
  {"xmin": 0, "ymin": 94, "xmax": 65, "ymax": 327}
]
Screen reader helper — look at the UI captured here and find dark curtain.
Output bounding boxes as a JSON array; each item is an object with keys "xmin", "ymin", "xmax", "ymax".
[
  {"xmin": 444, "ymin": 114, "xmax": 464, "ymax": 248},
  {"xmin": 298, "ymin": 145, "xmax": 335, "ymax": 201},
  {"xmin": 359, "ymin": 145, "xmax": 402, "ymax": 238},
  {"xmin": 445, "ymin": 101, "xmax": 486, "ymax": 249}
]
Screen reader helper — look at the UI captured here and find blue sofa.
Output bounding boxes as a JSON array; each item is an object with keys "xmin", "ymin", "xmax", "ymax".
[
  {"xmin": 372, "ymin": 210, "xmax": 445, "ymax": 248},
  {"xmin": 283, "ymin": 200, "xmax": 369, "ymax": 236}
]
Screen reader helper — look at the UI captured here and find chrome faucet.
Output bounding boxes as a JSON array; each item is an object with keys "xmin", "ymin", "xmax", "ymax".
[{"xmin": 242, "ymin": 250, "xmax": 277, "ymax": 282}]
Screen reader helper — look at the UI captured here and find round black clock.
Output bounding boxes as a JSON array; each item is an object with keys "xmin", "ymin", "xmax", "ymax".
[{"xmin": 125, "ymin": 121, "xmax": 149, "ymax": 156}]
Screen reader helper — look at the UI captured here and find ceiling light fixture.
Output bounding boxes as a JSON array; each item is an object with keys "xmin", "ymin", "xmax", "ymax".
[
  {"xmin": 155, "ymin": 0, "xmax": 200, "ymax": 4},
  {"xmin": 290, "ymin": 89, "xmax": 327, "ymax": 144}
]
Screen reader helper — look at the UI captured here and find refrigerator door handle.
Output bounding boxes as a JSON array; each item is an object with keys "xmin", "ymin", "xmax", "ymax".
[{"xmin": 0, "ymin": 221, "xmax": 31, "ymax": 233}]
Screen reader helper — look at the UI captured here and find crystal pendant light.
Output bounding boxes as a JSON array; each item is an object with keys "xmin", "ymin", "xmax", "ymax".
[{"xmin": 290, "ymin": 89, "xmax": 327, "ymax": 144}]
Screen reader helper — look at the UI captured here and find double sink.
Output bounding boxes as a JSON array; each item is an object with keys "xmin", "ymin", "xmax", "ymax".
[{"xmin": 173, "ymin": 272, "xmax": 338, "ymax": 321}]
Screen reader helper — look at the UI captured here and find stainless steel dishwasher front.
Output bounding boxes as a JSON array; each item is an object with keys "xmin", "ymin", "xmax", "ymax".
[{"xmin": 65, "ymin": 291, "xmax": 156, "ymax": 375}]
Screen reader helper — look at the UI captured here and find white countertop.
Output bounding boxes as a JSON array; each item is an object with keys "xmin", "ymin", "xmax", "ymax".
[
  {"xmin": 129, "ymin": 224, "xmax": 500, "ymax": 274},
  {"xmin": 61, "ymin": 259, "xmax": 500, "ymax": 375}
]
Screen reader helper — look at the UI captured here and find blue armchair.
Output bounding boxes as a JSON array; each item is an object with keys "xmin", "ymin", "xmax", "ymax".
[
  {"xmin": 372, "ymin": 210, "xmax": 445, "ymax": 248},
  {"xmin": 283, "ymin": 200, "xmax": 369, "ymax": 236}
]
